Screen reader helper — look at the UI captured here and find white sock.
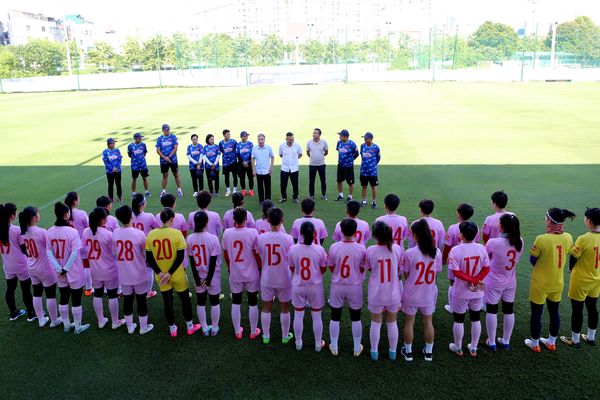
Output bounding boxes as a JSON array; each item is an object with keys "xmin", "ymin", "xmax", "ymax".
[
  {"xmin": 572, "ymin": 331, "xmax": 581, "ymax": 344},
  {"xmin": 404, "ymin": 343, "xmax": 412, "ymax": 353},
  {"xmin": 339, "ymin": 192, "xmax": 343, "ymax": 197},
  {"xmin": 531, "ymin": 338, "xmax": 539, "ymax": 347},
  {"xmin": 348, "ymin": 195, "xmax": 353, "ymax": 199},
  {"xmin": 588, "ymin": 328, "xmax": 597, "ymax": 341},
  {"xmin": 425, "ymin": 342, "xmax": 433, "ymax": 353},
  {"xmin": 548, "ymin": 335, "xmax": 556, "ymax": 345},
  {"xmin": 186, "ymin": 320, "xmax": 194, "ymax": 330}
]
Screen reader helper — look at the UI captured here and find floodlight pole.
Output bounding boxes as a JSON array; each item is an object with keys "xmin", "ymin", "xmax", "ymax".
[
  {"xmin": 0, "ymin": 78, "xmax": 4, "ymax": 94},
  {"xmin": 432, "ymin": 25, "xmax": 436, "ymax": 82},
  {"xmin": 452, "ymin": 26, "xmax": 459, "ymax": 69},
  {"xmin": 156, "ymin": 36, "xmax": 163, "ymax": 88},
  {"xmin": 440, "ymin": 25, "xmax": 445, "ymax": 70},
  {"xmin": 520, "ymin": 23, "xmax": 527, "ymax": 83},
  {"xmin": 344, "ymin": 25, "xmax": 348, "ymax": 83},
  {"xmin": 532, "ymin": 23, "xmax": 538, "ymax": 69}
]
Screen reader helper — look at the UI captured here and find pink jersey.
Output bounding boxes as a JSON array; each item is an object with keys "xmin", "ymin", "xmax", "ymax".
[
  {"xmin": 366, "ymin": 244, "xmax": 403, "ymax": 307},
  {"xmin": 289, "ymin": 243, "xmax": 328, "ymax": 286},
  {"xmin": 448, "ymin": 242, "xmax": 490, "ymax": 299},
  {"xmin": 402, "ymin": 247, "xmax": 442, "ymax": 307},
  {"xmin": 112, "ymin": 227, "xmax": 147, "ymax": 286},
  {"xmin": 105, "ymin": 215, "xmax": 120, "ymax": 232},
  {"xmin": 408, "ymin": 217, "xmax": 446, "ymax": 251},
  {"xmin": 46, "ymin": 225, "xmax": 85, "ymax": 283},
  {"xmin": 155, "ymin": 212, "xmax": 188, "ymax": 234},
  {"xmin": 484, "ymin": 237, "xmax": 523, "ymax": 289},
  {"xmin": 290, "ymin": 216, "xmax": 328, "ymax": 244},
  {"xmin": 21, "ymin": 226, "xmax": 53, "ymax": 277},
  {"xmin": 70, "ymin": 208, "xmax": 89, "ymax": 237},
  {"xmin": 328, "ymin": 240, "xmax": 367, "ymax": 285},
  {"xmin": 188, "ymin": 210, "xmax": 222, "ymax": 237},
  {"xmin": 445, "ymin": 222, "xmax": 481, "ymax": 247},
  {"xmin": 0, "ymin": 225, "xmax": 28, "ymax": 275},
  {"xmin": 222, "ymin": 227, "xmax": 259, "ymax": 283},
  {"xmin": 483, "ymin": 211, "xmax": 513, "ymax": 240},
  {"xmin": 257, "ymin": 231, "xmax": 294, "ymax": 288},
  {"xmin": 132, "ymin": 212, "xmax": 157, "ymax": 235},
  {"xmin": 332, "ymin": 218, "xmax": 371, "ymax": 246},
  {"xmin": 186, "ymin": 232, "xmax": 222, "ymax": 279},
  {"xmin": 82, "ymin": 227, "xmax": 118, "ymax": 282},
  {"xmin": 222, "ymin": 209, "xmax": 256, "ymax": 230},
  {"xmin": 376, "ymin": 214, "xmax": 409, "ymax": 248},
  {"xmin": 254, "ymin": 219, "xmax": 287, "ymax": 235}
]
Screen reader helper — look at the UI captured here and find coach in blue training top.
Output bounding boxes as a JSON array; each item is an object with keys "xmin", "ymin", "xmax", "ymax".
[
  {"xmin": 127, "ymin": 132, "xmax": 151, "ymax": 198},
  {"xmin": 219, "ymin": 129, "xmax": 238, "ymax": 196},
  {"xmin": 156, "ymin": 123, "xmax": 183, "ymax": 198},
  {"xmin": 251, "ymin": 133, "xmax": 274, "ymax": 206},
  {"xmin": 102, "ymin": 138, "xmax": 123, "ymax": 202},
  {"xmin": 335, "ymin": 129, "xmax": 359, "ymax": 202}
]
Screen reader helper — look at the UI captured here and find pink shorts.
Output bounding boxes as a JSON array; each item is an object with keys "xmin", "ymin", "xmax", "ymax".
[
  {"xmin": 121, "ymin": 282, "xmax": 148, "ymax": 295},
  {"xmin": 5, "ymin": 267, "xmax": 30, "ymax": 281},
  {"xmin": 29, "ymin": 269, "xmax": 57, "ymax": 287},
  {"xmin": 292, "ymin": 284, "xmax": 325, "ymax": 310},
  {"xmin": 450, "ymin": 295, "xmax": 483, "ymax": 314},
  {"xmin": 59, "ymin": 273, "xmax": 85, "ymax": 290},
  {"xmin": 229, "ymin": 278, "xmax": 260, "ymax": 294},
  {"xmin": 329, "ymin": 283, "xmax": 363, "ymax": 309},
  {"xmin": 261, "ymin": 286, "xmax": 292, "ymax": 302},
  {"xmin": 401, "ymin": 303, "xmax": 435, "ymax": 316},
  {"xmin": 195, "ymin": 279, "xmax": 221, "ymax": 296},
  {"xmin": 93, "ymin": 277, "xmax": 119, "ymax": 290},
  {"xmin": 484, "ymin": 286, "xmax": 516, "ymax": 305},
  {"xmin": 368, "ymin": 303, "xmax": 400, "ymax": 314}
]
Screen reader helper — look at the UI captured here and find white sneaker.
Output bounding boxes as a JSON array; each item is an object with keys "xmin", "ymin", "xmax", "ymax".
[
  {"xmin": 193, "ymin": 192, "xmax": 199, "ymax": 197},
  {"xmin": 63, "ymin": 321, "xmax": 74, "ymax": 333},
  {"xmin": 160, "ymin": 190, "xmax": 167, "ymax": 197},
  {"xmin": 127, "ymin": 323, "xmax": 138, "ymax": 335},
  {"xmin": 50, "ymin": 317, "xmax": 63, "ymax": 328},
  {"xmin": 112, "ymin": 319, "xmax": 126, "ymax": 330},
  {"xmin": 232, "ymin": 187, "xmax": 237, "ymax": 193},
  {"xmin": 177, "ymin": 189, "xmax": 184, "ymax": 197},
  {"xmin": 449, "ymin": 343, "xmax": 463, "ymax": 356},
  {"xmin": 225, "ymin": 189, "xmax": 231, "ymax": 197},
  {"xmin": 467, "ymin": 343, "xmax": 478, "ymax": 357},
  {"xmin": 38, "ymin": 316, "xmax": 49, "ymax": 328},
  {"xmin": 75, "ymin": 323, "xmax": 90, "ymax": 334},
  {"xmin": 140, "ymin": 324, "xmax": 154, "ymax": 335},
  {"xmin": 98, "ymin": 317, "xmax": 109, "ymax": 329},
  {"xmin": 444, "ymin": 304, "xmax": 453, "ymax": 314},
  {"xmin": 131, "ymin": 192, "xmax": 137, "ymax": 198}
]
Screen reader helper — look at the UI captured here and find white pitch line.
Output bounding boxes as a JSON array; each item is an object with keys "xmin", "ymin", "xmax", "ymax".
[{"xmin": 39, "ymin": 175, "xmax": 106, "ymax": 210}]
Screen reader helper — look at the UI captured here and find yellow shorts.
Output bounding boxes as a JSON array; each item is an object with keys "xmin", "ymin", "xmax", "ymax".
[
  {"xmin": 568, "ymin": 279, "xmax": 600, "ymax": 302},
  {"xmin": 156, "ymin": 267, "xmax": 189, "ymax": 293},
  {"xmin": 529, "ymin": 284, "xmax": 563, "ymax": 305}
]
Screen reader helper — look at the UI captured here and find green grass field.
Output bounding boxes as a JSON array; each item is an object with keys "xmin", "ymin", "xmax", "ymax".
[{"xmin": 1, "ymin": 83, "xmax": 600, "ymax": 399}]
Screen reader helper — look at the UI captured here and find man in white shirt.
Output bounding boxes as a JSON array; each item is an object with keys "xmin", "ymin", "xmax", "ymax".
[
  {"xmin": 251, "ymin": 133, "xmax": 275, "ymax": 206},
  {"xmin": 306, "ymin": 128, "xmax": 328, "ymax": 201},
  {"xmin": 278, "ymin": 132, "xmax": 303, "ymax": 204}
]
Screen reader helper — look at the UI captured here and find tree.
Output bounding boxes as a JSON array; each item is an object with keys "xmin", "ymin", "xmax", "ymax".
[
  {"xmin": 166, "ymin": 32, "xmax": 194, "ymax": 70},
  {"xmin": 14, "ymin": 39, "xmax": 64, "ymax": 75},
  {"xmin": 0, "ymin": 47, "xmax": 20, "ymax": 78},
  {"xmin": 86, "ymin": 41, "xmax": 120, "ymax": 72},
  {"xmin": 257, "ymin": 34, "xmax": 285, "ymax": 65},
  {"xmin": 301, "ymin": 39, "xmax": 325, "ymax": 64},
  {"xmin": 391, "ymin": 33, "xmax": 414, "ymax": 69},
  {"xmin": 469, "ymin": 21, "xmax": 519, "ymax": 61},
  {"xmin": 122, "ymin": 37, "xmax": 143, "ymax": 70},
  {"xmin": 545, "ymin": 16, "xmax": 600, "ymax": 64},
  {"xmin": 141, "ymin": 35, "xmax": 169, "ymax": 71}
]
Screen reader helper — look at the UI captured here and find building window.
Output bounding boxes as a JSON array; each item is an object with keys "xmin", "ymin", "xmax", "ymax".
[
  {"xmin": 42, "ymin": 26, "xmax": 46, "ymax": 32},
  {"xmin": 26, "ymin": 25, "xmax": 30, "ymax": 31}
]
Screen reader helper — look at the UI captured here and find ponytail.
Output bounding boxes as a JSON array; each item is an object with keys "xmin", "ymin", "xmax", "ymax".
[
  {"xmin": 132, "ymin": 193, "xmax": 145, "ymax": 216},
  {"xmin": 547, "ymin": 208, "xmax": 576, "ymax": 223},
  {"xmin": 19, "ymin": 206, "xmax": 38, "ymax": 235},
  {"xmin": 410, "ymin": 219, "xmax": 437, "ymax": 258},
  {"xmin": 0, "ymin": 203, "xmax": 17, "ymax": 245},
  {"xmin": 89, "ymin": 207, "xmax": 108, "ymax": 235},
  {"xmin": 54, "ymin": 202, "xmax": 70, "ymax": 227},
  {"xmin": 65, "ymin": 192, "xmax": 78, "ymax": 222},
  {"xmin": 300, "ymin": 221, "xmax": 315, "ymax": 246},
  {"xmin": 500, "ymin": 213, "xmax": 522, "ymax": 252},
  {"xmin": 372, "ymin": 221, "xmax": 393, "ymax": 252}
]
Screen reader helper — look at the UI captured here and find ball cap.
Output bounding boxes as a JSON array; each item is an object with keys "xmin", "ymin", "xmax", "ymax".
[
  {"xmin": 240, "ymin": 130, "xmax": 249, "ymax": 138},
  {"xmin": 162, "ymin": 123, "xmax": 170, "ymax": 131},
  {"xmin": 362, "ymin": 132, "xmax": 373, "ymax": 139},
  {"xmin": 106, "ymin": 138, "xmax": 117, "ymax": 144},
  {"xmin": 338, "ymin": 129, "xmax": 350, "ymax": 137},
  {"xmin": 133, "ymin": 132, "xmax": 144, "ymax": 139}
]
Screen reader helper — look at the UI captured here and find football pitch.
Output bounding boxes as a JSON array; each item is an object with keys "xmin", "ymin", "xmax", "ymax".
[{"xmin": 1, "ymin": 83, "xmax": 599, "ymax": 399}]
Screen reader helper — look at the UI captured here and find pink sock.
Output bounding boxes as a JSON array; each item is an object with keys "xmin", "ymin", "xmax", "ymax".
[
  {"xmin": 387, "ymin": 322, "xmax": 399, "ymax": 352},
  {"xmin": 108, "ymin": 298, "xmax": 120, "ymax": 323},
  {"xmin": 139, "ymin": 315, "xmax": 148, "ymax": 330},
  {"xmin": 351, "ymin": 321, "xmax": 362, "ymax": 353},
  {"xmin": 486, "ymin": 312, "xmax": 498, "ymax": 344},
  {"xmin": 197, "ymin": 305, "xmax": 207, "ymax": 327},
  {"xmin": 93, "ymin": 297, "xmax": 104, "ymax": 323},
  {"xmin": 125, "ymin": 314, "xmax": 134, "ymax": 328},
  {"xmin": 329, "ymin": 320, "xmax": 340, "ymax": 348},
  {"xmin": 370, "ymin": 321, "xmax": 382, "ymax": 352},
  {"xmin": 59, "ymin": 304, "xmax": 70, "ymax": 325},
  {"xmin": 294, "ymin": 310, "xmax": 304, "ymax": 346},
  {"xmin": 503, "ymin": 313, "xmax": 515, "ymax": 343},
  {"xmin": 249, "ymin": 305, "xmax": 258, "ymax": 333},
  {"xmin": 453, "ymin": 322, "xmax": 464, "ymax": 347},
  {"xmin": 85, "ymin": 269, "xmax": 92, "ymax": 290},
  {"xmin": 311, "ymin": 311, "xmax": 322, "ymax": 347},
  {"xmin": 211, "ymin": 304, "xmax": 220, "ymax": 329},
  {"xmin": 261, "ymin": 311, "xmax": 271, "ymax": 338},
  {"xmin": 280, "ymin": 312, "xmax": 290, "ymax": 338},
  {"xmin": 72, "ymin": 306, "xmax": 82, "ymax": 324},
  {"xmin": 47, "ymin": 298, "xmax": 58, "ymax": 322},
  {"xmin": 33, "ymin": 296, "xmax": 44, "ymax": 319},
  {"xmin": 471, "ymin": 321, "xmax": 482, "ymax": 347},
  {"xmin": 231, "ymin": 304, "xmax": 241, "ymax": 334}
]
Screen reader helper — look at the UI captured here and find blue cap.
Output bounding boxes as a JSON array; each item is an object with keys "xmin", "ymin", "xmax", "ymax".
[
  {"xmin": 133, "ymin": 132, "xmax": 144, "ymax": 139},
  {"xmin": 240, "ymin": 131, "xmax": 249, "ymax": 138},
  {"xmin": 362, "ymin": 132, "xmax": 373, "ymax": 139},
  {"xmin": 162, "ymin": 123, "xmax": 170, "ymax": 131},
  {"xmin": 106, "ymin": 138, "xmax": 117, "ymax": 144},
  {"xmin": 338, "ymin": 129, "xmax": 349, "ymax": 137}
]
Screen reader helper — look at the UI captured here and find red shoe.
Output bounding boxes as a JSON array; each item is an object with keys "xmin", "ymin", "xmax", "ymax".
[
  {"xmin": 540, "ymin": 337, "xmax": 557, "ymax": 351},
  {"xmin": 250, "ymin": 327, "xmax": 261, "ymax": 340},
  {"xmin": 235, "ymin": 327, "xmax": 244, "ymax": 340},
  {"xmin": 169, "ymin": 325, "xmax": 178, "ymax": 338},
  {"xmin": 84, "ymin": 289, "xmax": 93, "ymax": 297},
  {"xmin": 146, "ymin": 290, "xmax": 157, "ymax": 299},
  {"xmin": 242, "ymin": 189, "xmax": 247, "ymax": 196},
  {"xmin": 249, "ymin": 190, "xmax": 255, "ymax": 197},
  {"xmin": 187, "ymin": 323, "xmax": 201, "ymax": 336}
]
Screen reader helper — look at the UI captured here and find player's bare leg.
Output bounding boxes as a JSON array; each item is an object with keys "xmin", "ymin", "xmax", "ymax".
[
  {"xmin": 422, "ymin": 314, "xmax": 434, "ymax": 361},
  {"xmin": 143, "ymin": 177, "xmax": 149, "ymax": 191},
  {"xmin": 131, "ymin": 178, "xmax": 137, "ymax": 194},
  {"xmin": 161, "ymin": 172, "xmax": 168, "ymax": 190},
  {"xmin": 261, "ymin": 300, "xmax": 273, "ymax": 344}
]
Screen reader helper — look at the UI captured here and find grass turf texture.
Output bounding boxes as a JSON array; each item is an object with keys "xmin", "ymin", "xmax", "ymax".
[{"xmin": 1, "ymin": 83, "xmax": 600, "ymax": 399}]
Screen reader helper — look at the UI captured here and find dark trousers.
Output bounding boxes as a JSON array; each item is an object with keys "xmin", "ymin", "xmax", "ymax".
[
  {"xmin": 280, "ymin": 170, "xmax": 299, "ymax": 200},
  {"xmin": 308, "ymin": 165, "xmax": 326, "ymax": 197},
  {"xmin": 205, "ymin": 168, "xmax": 220, "ymax": 194},
  {"xmin": 238, "ymin": 163, "xmax": 254, "ymax": 190},
  {"xmin": 223, "ymin": 163, "xmax": 238, "ymax": 188},
  {"xmin": 107, "ymin": 172, "xmax": 122, "ymax": 200},
  {"xmin": 256, "ymin": 174, "xmax": 271, "ymax": 203},
  {"xmin": 190, "ymin": 169, "xmax": 204, "ymax": 192}
]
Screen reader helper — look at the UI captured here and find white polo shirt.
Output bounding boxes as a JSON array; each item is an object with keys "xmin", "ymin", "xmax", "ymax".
[{"xmin": 278, "ymin": 142, "xmax": 302, "ymax": 173}]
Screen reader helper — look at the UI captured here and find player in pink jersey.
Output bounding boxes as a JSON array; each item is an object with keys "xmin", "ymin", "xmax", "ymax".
[
  {"xmin": 19, "ymin": 207, "xmax": 60, "ymax": 327},
  {"xmin": 401, "ymin": 219, "xmax": 442, "ymax": 362},
  {"xmin": 187, "ymin": 211, "xmax": 222, "ymax": 337},
  {"xmin": 256, "ymin": 208, "xmax": 295, "ymax": 344},
  {"xmin": 155, "ymin": 193, "xmax": 188, "ymax": 268},
  {"xmin": 46, "ymin": 202, "xmax": 90, "ymax": 334},
  {"xmin": 255, "ymin": 200, "xmax": 287, "ymax": 234},
  {"xmin": 442, "ymin": 203, "xmax": 479, "ymax": 314},
  {"xmin": 222, "ymin": 208, "xmax": 261, "ymax": 340},
  {"xmin": 375, "ymin": 194, "xmax": 408, "ymax": 249},
  {"xmin": 96, "ymin": 195, "xmax": 120, "ymax": 232},
  {"xmin": 408, "ymin": 199, "xmax": 446, "ymax": 252},
  {"xmin": 366, "ymin": 221, "xmax": 403, "ymax": 361},
  {"xmin": 83, "ymin": 208, "xmax": 125, "ymax": 330},
  {"xmin": 332, "ymin": 200, "xmax": 371, "ymax": 245},
  {"xmin": 289, "ymin": 221, "xmax": 328, "ymax": 352},
  {"xmin": 328, "ymin": 218, "xmax": 367, "ymax": 357},
  {"xmin": 188, "ymin": 191, "xmax": 222, "ymax": 237},
  {"xmin": 447, "ymin": 221, "xmax": 490, "ymax": 357},
  {"xmin": 0, "ymin": 203, "xmax": 35, "ymax": 321},
  {"xmin": 290, "ymin": 197, "xmax": 328, "ymax": 245},
  {"xmin": 113, "ymin": 206, "xmax": 154, "ymax": 335},
  {"xmin": 483, "ymin": 190, "xmax": 513, "ymax": 243},
  {"xmin": 222, "ymin": 192, "xmax": 256, "ymax": 230},
  {"xmin": 65, "ymin": 192, "xmax": 93, "ymax": 296},
  {"xmin": 131, "ymin": 193, "xmax": 158, "ymax": 299},
  {"xmin": 483, "ymin": 214, "xmax": 523, "ymax": 351}
]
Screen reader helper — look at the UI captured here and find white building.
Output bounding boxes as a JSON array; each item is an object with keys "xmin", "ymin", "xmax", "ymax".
[
  {"xmin": 7, "ymin": 10, "xmax": 63, "ymax": 45},
  {"xmin": 64, "ymin": 14, "xmax": 96, "ymax": 51}
]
